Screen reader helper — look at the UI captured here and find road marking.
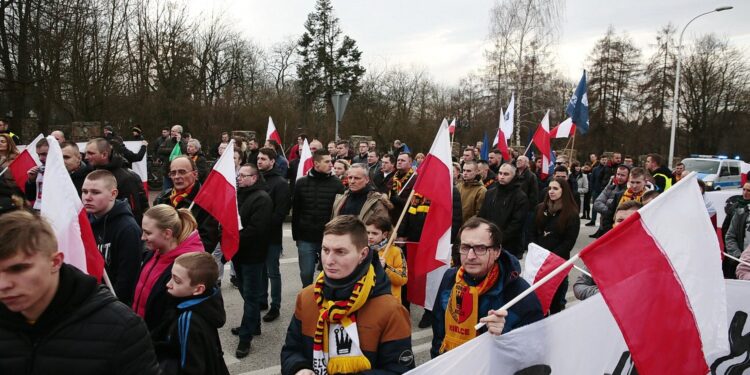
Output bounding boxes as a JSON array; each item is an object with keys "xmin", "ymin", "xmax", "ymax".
[{"xmin": 224, "ymin": 257, "xmax": 298, "ymax": 271}]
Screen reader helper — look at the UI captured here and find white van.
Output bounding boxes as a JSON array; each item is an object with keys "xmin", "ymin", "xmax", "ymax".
[{"xmin": 681, "ymin": 157, "xmax": 743, "ymax": 190}]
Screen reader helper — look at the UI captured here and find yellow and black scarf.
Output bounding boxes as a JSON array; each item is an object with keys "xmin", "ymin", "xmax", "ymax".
[
  {"xmin": 440, "ymin": 264, "xmax": 500, "ymax": 354},
  {"xmin": 391, "ymin": 168, "xmax": 415, "ymax": 196},
  {"xmin": 618, "ymin": 188, "xmax": 645, "ymax": 206},
  {"xmin": 169, "ymin": 183, "xmax": 194, "ymax": 207},
  {"xmin": 312, "ymin": 265, "xmax": 376, "ymax": 374}
]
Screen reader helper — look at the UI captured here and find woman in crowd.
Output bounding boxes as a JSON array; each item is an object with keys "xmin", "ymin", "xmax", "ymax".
[
  {"xmin": 133, "ymin": 204, "xmax": 205, "ymax": 331},
  {"xmin": 580, "ymin": 163, "xmax": 593, "ymax": 219},
  {"xmin": 530, "ymin": 177, "xmax": 580, "ymax": 314},
  {"xmin": 186, "ymin": 139, "xmax": 209, "ymax": 183},
  {"xmin": 0, "ymin": 133, "xmax": 19, "ymax": 189},
  {"xmin": 574, "ymin": 162, "xmax": 589, "ymax": 218},
  {"xmin": 333, "ymin": 159, "xmax": 350, "ymax": 188}
]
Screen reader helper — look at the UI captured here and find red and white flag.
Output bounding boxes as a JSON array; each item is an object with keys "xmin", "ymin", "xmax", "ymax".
[
  {"xmin": 124, "ymin": 141, "xmax": 149, "ymax": 194},
  {"xmin": 40, "ymin": 136, "xmax": 104, "ymax": 281},
  {"xmin": 266, "ymin": 116, "xmax": 282, "ymax": 145},
  {"xmin": 193, "ymin": 139, "xmax": 243, "ymax": 260},
  {"xmin": 8, "ymin": 133, "xmax": 43, "ymax": 193},
  {"xmin": 492, "ymin": 107, "xmax": 511, "ymax": 162},
  {"xmin": 579, "ymin": 172, "xmax": 728, "ymax": 374},
  {"xmin": 521, "ymin": 243, "xmax": 572, "ymax": 316},
  {"xmin": 740, "ymin": 161, "xmax": 750, "ymax": 185},
  {"xmin": 407, "ymin": 118, "xmax": 452, "ymax": 309},
  {"xmin": 500, "ymin": 93, "xmax": 514, "ymax": 139},
  {"xmin": 549, "ymin": 117, "xmax": 576, "ymax": 139},
  {"xmin": 531, "ymin": 110, "xmax": 551, "ymax": 180},
  {"xmin": 448, "ymin": 118, "xmax": 456, "ymax": 135},
  {"xmin": 295, "ymin": 138, "xmax": 314, "ymax": 181}
]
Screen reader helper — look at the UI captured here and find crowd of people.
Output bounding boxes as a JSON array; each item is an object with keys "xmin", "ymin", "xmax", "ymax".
[{"xmin": 0, "ymin": 120, "xmax": 743, "ymax": 374}]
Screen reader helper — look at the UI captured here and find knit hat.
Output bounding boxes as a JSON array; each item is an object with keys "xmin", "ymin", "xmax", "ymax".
[{"xmin": 131, "ymin": 126, "xmax": 142, "ymax": 134}]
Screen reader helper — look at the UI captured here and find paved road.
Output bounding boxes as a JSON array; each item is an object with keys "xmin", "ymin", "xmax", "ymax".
[{"xmin": 214, "ymin": 221, "xmax": 599, "ymax": 375}]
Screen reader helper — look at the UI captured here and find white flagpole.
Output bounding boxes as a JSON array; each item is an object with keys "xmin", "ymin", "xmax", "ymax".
[
  {"xmin": 724, "ymin": 252, "xmax": 750, "ymax": 268},
  {"xmin": 0, "ymin": 166, "xmax": 8, "ymax": 178},
  {"xmin": 102, "ymin": 269, "xmax": 117, "ymax": 297}
]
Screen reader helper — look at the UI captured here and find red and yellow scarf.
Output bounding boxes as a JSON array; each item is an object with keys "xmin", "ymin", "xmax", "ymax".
[
  {"xmin": 618, "ymin": 188, "xmax": 645, "ymax": 206},
  {"xmin": 440, "ymin": 264, "xmax": 500, "ymax": 354},
  {"xmin": 169, "ymin": 183, "xmax": 195, "ymax": 207},
  {"xmin": 391, "ymin": 168, "xmax": 415, "ymax": 196},
  {"xmin": 312, "ymin": 265, "xmax": 376, "ymax": 374}
]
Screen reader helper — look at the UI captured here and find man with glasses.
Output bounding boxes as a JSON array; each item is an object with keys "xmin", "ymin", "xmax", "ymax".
[
  {"xmin": 431, "ymin": 217, "xmax": 543, "ymax": 358},
  {"xmin": 153, "ymin": 155, "xmax": 219, "ymax": 252},
  {"xmin": 478, "ymin": 163, "xmax": 529, "ymax": 258},
  {"xmin": 232, "ymin": 163, "xmax": 273, "ymax": 358}
]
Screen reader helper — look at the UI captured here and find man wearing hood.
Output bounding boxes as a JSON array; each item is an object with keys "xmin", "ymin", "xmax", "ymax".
[
  {"xmin": 85, "ymin": 138, "xmax": 149, "ymax": 224},
  {"xmin": 83, "ymin": 170, "xmax": 142, "ymax": 306},
  {"xmin": 431, "ymin": 217, "xmax": 543, "ymax": 358},
  {"xmin": 281, "ymin": 215, "xmax": 415, "ymax": 375},
  {"xmin": 457, "ymin": 160, "xmax": 486, "ymax": 223},
  {"xmin": 293, "ymin": 149, "xmax": 345, "ymax": 287},
  {"xmin": 232, "ymin": 163, "xmax": 273, "ymax": 358},
  {"xmin": 257, "ymin": 147, "xmax": 291, "ymax": 323},
  {"xmin": 332, "ymin": 164, "xmax": 392, "ymax": 222},
  {"xmin": 478, "ymin": 163, "xmax": 529, "ymax": 258}
]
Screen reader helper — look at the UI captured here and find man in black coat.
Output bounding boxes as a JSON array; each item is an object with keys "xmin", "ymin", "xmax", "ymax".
[
  {"xmin": 0, "ymin": 210, "xmax": 159, "ymax": 374},
  {"xmin": 61, "ymin": 141, "xmax": 91, "ymax": 196},
  {"xmin": 646, "ymin": 153, "xmax": 674, "ymax": 192},
  {"xmin": 155, "ymin": 125, "xmax": 187, "ymax": 192},
  {"xmin": 373, "ymin": 153, "xmax": 396, "ymax": 193},
  {"xmin": 232, "ymin": 163, "xmax": 273, "ymax": 358},
  {"xmin": 478, "ymin": 163, "xmax": 529, "ymax": 258},
  {"xmin": 256, "ymin": 147, "xmax": 290, "ymax": 322},
  {"xmin": 292, "ymin": 149, "xmax": 345, "ymax": 287},
  {"xmin": 84, "ymin": 138, "xmax": 149, "ymax": 225}
]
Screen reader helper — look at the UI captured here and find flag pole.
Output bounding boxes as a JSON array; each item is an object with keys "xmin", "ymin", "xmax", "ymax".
[
  {"xmin": 0, "ymin": 166, "xmax": 7, "ymax": 178},
  {"xmin": 569, "ymin": 132, "xmax": 577, "ymax": 163},
  {"xmin": 724, "ymin": 252, "xmax": 750, "ymax": 268},
  {"xmin": 574, "ymin": 264, "xmax": 591, "ymax": 277},
  {"xmin": 475, "ymin": 253, "xmax": 580, "ymax": 330},
  {"xmin": 384, "ymin": 188, "xmax": 417, "ymax": 260},
  {"xmin": 102, "ymin": 268, "xmax": 117, "ymax": 297},
  {"xmin": 523, "ymin": 141, "xmax": 534, "ymax": 157}
]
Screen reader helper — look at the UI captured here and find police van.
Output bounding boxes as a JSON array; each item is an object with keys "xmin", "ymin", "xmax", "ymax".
[{"xmin": 681, "ymin": 155, "xmax": 743, "ymax": 190}]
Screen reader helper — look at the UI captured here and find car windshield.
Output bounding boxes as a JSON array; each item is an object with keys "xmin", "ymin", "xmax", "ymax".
[{"xmin": 683, "ymin": 159, "xmax": 720, "ymax": 174}]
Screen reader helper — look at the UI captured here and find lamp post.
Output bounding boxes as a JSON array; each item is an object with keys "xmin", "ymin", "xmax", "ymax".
[{"xmin": 668, "ymin": 6, "xmax": 733, "ymax": 168}]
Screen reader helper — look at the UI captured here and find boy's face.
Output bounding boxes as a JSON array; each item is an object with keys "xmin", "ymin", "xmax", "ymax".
[
  {"xmin": 167, "ymin": 263, "xmax": 204, "ymax": 298},
  {"xmin": 366, "ymin": 224, "xmax": 387, "ymax": 246},
  {"xmin": 321, "ymin": 234, "xmax": 368, "ymax": 280},
  {"xmin": 0, "ymin": 250, "xmax": 64, "ymax": 320}
]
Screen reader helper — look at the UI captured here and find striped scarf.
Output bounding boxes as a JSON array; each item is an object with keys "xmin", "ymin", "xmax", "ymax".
[
  {"xmin": 312, "ymin": 265, "xmax": 376, "ymax": 374},
  {"xmin": 618, "ymin": 188, "xmax": 645, "ymax": 206},
  {"xmin": 391, "ymin": 168, "xmax": 414, "ymax": 196},
  {"xmin": 169, "ymin": 184, "xmax": 194, "ymax": 207}
]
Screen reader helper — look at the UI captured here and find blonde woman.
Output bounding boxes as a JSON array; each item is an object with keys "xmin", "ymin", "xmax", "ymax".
[
  {"xmin": 132, "ymin": 204, "xmax": 205, "ymax": 330},
  {"xmin": 0, "ymin": 133, "xmax": 20, "ymax": 188}
]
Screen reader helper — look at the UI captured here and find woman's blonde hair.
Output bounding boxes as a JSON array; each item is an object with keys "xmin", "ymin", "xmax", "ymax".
[
  {"xmin": 0, "ymin": 133, "xmax": 19, "ymax": 159},
  {"xmin": 144, "ymin": 204, "xmax": 198, "ymax": 244}
]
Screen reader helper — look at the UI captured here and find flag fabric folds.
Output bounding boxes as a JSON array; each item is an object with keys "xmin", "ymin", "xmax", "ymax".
[
  {"xmin": 492, "ymin": 108, "xmax": 512, "ymax": 162},
  {"xmin": 500, "ymin": 94, "xmax": 514, "ymax": 138},
  {"xmin": 168, "ymin": 142, "xmax": 182, "ymax": 162},
  {"xmin": 549, "ymin": 118, "xmax": 576, "ymax": 139},
  {"xmin": 296, "ymin": 139, "xmax": 314, "ymax": 181},
  {"xmin": 266, "ymin": 116, "xmax": 282, "ymax": 145},
  {"xmin": 8, "ymin": 133, "xmax": 43, "ymax": 193},
  {"xmin": 531, "ymin": 111, "xmax": 551, "ymax": 180},
  {"xmin": 566, "ymin": 71, "xmax": 589, "ymax": 134},
  {"xmin": 448, "ymin": 118, "xmax": 456, "ymax": 135},
  {"xmin": 521, "ymin": 243, "xmax": 573, "ymax": 316},
  {"xmin": 193, "ymin": 140, "xmax": 243, "ymax": 260},
  {"xmin": 40, "ymin": 136, "xmax": 104, "ymax": 281},
  {"xmin": 579, "ymin": 172, "xmax": 728, "ymax": 374}
]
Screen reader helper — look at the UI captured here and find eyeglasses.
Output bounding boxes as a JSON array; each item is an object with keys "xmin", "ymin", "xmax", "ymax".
[
  {"xmin": 168, "ymin": 169, "xmax": 191, "ymax": 177},
  {"xmin": 238, "ymin": 173, "xmax": 256, "ymax": 179},
  {"xmin": 458, "ymin": 243, "xmax": 496, "ymax": 256}
]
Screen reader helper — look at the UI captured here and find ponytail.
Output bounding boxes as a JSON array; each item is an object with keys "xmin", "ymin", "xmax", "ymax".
[
  {"xmin": 175, "ymin": 208, "xmax": 198, "ymax": 243},
  {"xmin": 144, "ymin": 204, "xmax": 198, "ymax": 247}
]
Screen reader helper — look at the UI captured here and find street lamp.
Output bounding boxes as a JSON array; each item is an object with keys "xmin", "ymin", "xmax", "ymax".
[{"xmin": 668, "ymin": 6, "xmax": 733, "ymax": 168}]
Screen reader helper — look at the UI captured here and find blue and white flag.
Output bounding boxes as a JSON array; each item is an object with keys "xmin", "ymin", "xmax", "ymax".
[{"xmin": 566, "ymin": 71, "xmax": 589, "ymax": 135}]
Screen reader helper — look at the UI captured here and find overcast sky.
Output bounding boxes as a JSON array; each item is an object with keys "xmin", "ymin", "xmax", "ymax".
[{"xmin": 187, "ymin": 0, "xmax": 749, "ymax": 85}]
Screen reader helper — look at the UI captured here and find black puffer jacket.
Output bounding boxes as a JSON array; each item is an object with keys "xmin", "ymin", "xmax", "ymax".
[
  {"xmin": 154, "ymin": 181, "xmax": 221, "ymax": 253},
  {"xmin": 478, "ymin": 180, "xmax": 529, "ymax": 256},
  {"xmin": 529, "ymin": 204, "xmax": 580, "ymax": 260},
  {"xmin": 292, "ymin": 169, "xmax": 345, "ymax": 243},
  {"xmin": 262, "ymin": 168, "xmax": 291, "ymax": 245},
  {"xmin": 235, "ymin": 181, "xmax": 274, "ymax": 264},
  {"xmin": 92, "ymin": 156, "xmax": 149, "ymax": 225},
  {"xmin": 89, "ymin": 200, "xmax": 142, "ymax": 306},
  {"xmin": 0, "ymin": 264, "xmax": 159, "ymax": 375},
  {"xmin": 515, "ymin": 168, "xmax": 539, "ymax": 208},
  {"xmin": 70, "ymin": 162, "xmax": 92, "ymax": 197}
]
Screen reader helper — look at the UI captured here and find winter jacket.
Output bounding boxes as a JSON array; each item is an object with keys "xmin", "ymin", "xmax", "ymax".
[
  {"xmin": 651, "ymin": 165, "xmax": 674, "ymax": 192},
  {"xmin": 91, "ymin": 156, "xmax": 149, "ymax": 225},
  {"xmin": 352, "ymin": 152, "xmax": 369, "ymax": 164},
  {"xmin": 89, "ymin": 200, "xmax": 143, "ymax": 306},
  {"xmin": 398, "ymin": 186, "xmax": 463, "ymax": 244},
  {"xmin": 737, "ymin": 247, "xmax": 750, "ymax": 280},
  {"xmin": 275, "ymin": 155, "xmax": 289, "ymax": 177},
  {"xmin": 431, "ymin": 252, "xmax": 543, "ymax": 358},
  {"xmin": 189, "ymin": 152, "xmax": 210, "ymax": 183},
  {"xmin": 280, "ymin": 263, "xmax": 415, "ymax": 375},
  {"xmin": 331, "ymin": 186, "xmax": 393, "ymax": 223},
  {"xmin": 235, "ymin": 182, "xmax": 273, "ymax": 264},
  {"xmin": 373, "ymin": 170, "xmax": 395, "ymax": 194},
  {"xmin": 577, "ymin": 172, "xmax": 589, "ymax": 194},
  {"xmin": 132, "ymin": 231, "xmax": 205, "ymax": 331},
  {"xmin": 478, "ymin": 180, "xmax": 529, "ymax": 256},
  {"xmin": 154, "ymin": 181, "xmax": 221, "ymax": 253},
  {"xmin": 151, "ymin": 288, "xmax": 229, "ymax": 375},
  {"xmin": 457, "ymin": 179, "xmax": 487, "ymax": 223},
  {"xmin": 573, "ymin": 271, "xmax": 599, "ymax": 300},
  {"xmin": 376, "ymin": 245, "xmax": 407, "ymax": 301},
  {"xmin": 262, "ymin": 168, "xmax": 291, "ymax": 245},
  {"xmin": 70, "ymin": 162, "xmax": 92, "ymax": 197},
  {"xmin": 515, "ymin": 168, "xmax": 539, "ymax": 208},
  {"xmin": 292, "ymin": 168, "xmax": 345, "ymax": 243},
  {"xmin": 0, "ymin": 264, "xmax": 159, "ymax": 375},
  {"xmin": 591, "ymin": 164, "xmax": 607, "ymax": 193},
  {"xmin": 726, "ymin": 205, "xmax": 750, "ymax": 258},
  {"xmin": 529, "ymin": 205, "xmax": 580, "ymax": 260},
  {"xmin": 156, "ymin": 138, "xmax": 187, "ymax": 172},
  {"xmin": 593, "ymin": 181, "xmax": 627, "ymax": 231}
]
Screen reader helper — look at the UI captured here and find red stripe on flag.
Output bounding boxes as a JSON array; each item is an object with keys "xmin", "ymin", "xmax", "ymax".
[
  {"xmin": 406, "ymin": 243, "xmax": 426, "ymax": 306},
  {"xmin": 77, "ymin": 209, "xmax": 105, "ymax": 281},
  {"xmin": 532, "ymin": 254, "xmax": 571, "ymax": 315},
  {"xmin": 413, "ymin": 154, "xmax": 452, "ymax": 277},
  {"xmin": 580, "ymin": 212, "xmax": 708, "ymax": 374},
  {"xmin": 8, "ymin": 150, "xmax": 36, "ymax": 193},
  {"xmin": 193, "ymin": 172, "xmax": 240, "ymax": 260}
]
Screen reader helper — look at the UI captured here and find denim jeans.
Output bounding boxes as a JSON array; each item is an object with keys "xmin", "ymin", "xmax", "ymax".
[
  {"xmin": 262, "ymin": 243, "xmax": 283, "ymax": 309},
  {"xmin": 297, "ymin": 241, "xmax": 321, "ymax": 288},
  {"xmin": 211, "ymin": 244, "xmax": 224, "ymax": 281},
  {"xmin": 590, "ymin": 190, "xmax": 601, "ymax": 222},
  {"xmin": 234, "ymin": 262, "xmax": 264, "ymax": 341}
]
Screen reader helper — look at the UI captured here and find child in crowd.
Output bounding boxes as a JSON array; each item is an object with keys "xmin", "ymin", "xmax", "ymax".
[
  {"xmin": 152, "ymin": 252, "xmax": 230, "ymax": 375},
  {"xmin": 366, "ymin": 215, "xmax": 407, "ymax": 301}
]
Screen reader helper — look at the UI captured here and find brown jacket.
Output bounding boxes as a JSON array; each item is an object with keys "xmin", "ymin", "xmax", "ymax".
[
  {"xmin": 457, "ymin": 179, "xmax": 486, "ymax": 223},
  {"xmin": 331, "ymin": 190, "xmax": 393, "ymax": 223}
]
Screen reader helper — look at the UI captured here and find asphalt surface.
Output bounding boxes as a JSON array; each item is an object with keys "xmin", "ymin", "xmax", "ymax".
[{"xmin": 214, "ymin": 221, "xmax": 599, "ymax": 375}]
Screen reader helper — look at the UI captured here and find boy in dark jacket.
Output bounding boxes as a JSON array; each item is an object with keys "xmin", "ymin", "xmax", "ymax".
[{"xmin": 153, "ymin": 252, "xmax": 229, "ymax": 375}]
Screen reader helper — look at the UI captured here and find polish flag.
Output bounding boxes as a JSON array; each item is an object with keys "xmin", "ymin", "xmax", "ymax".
[
  {"xmin": 549, "ymin": 118, "xmax": 576, "ymax": 139},
  {"xmin": 193, "ymin": 139, "xmax": 243, "ymax": 260},
  {"xmin": 295, "ymin": 138, "xmax": 314, "ymax": 181},
  {"xmin": 521, "ymin": 243, "xmax": 573, "ymax": 316},
  {"xmin": 448, "ymin": 118, "xmax": 456, "ymax": 135},
  {"xmin": 492, "ymin": 108, "xmax": 512, "ymax": 162},
  {"xmin": 40, "ymin": 136, "xmax": 104, "ymax": 281},
  {"xmin": 407, "ymin": 119, "xmax": 452, "ymax": 309},
  {"xmin": 740, "ymin": 161, "xmax": 750, "ymax": 185},
  {"xmin": 8, "ymin": 133, "xmax": 43, "ymax": 193},
  {"xmin": 579, "ymin": 172, "xmax": 727, "ymax": 374},
  {"xmin": 266, "ymin": 116, "xmax": 282, "ymax": 146},
  {"xmin": 531, "ymin": 110, "xmax": 551, "ymax": 180},
  {"xmin": 124, "ymin": 141, "xmax": 149, "ymax": 194}
]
